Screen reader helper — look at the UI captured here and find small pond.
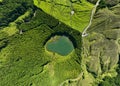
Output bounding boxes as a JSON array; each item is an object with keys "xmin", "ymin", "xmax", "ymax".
[{"xmin": 46, "ymin": 36, "xmax": 74, "ymax": 56}]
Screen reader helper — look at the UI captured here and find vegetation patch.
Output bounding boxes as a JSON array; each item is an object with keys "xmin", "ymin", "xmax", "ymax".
[
  {"xmin": 33, "ymin": 0, "xmax": 94, "ymax": 32},
  {"xmin": 1, "ymin": 0, "xmax": 119, "ymax": 86},
  {"xmin": 0, "ymin": 7, "xmax": 82, "ymax": 85}
]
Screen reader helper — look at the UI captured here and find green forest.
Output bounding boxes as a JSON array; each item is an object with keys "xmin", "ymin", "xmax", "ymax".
[{"xmin": 0, "ymin": 0, "xmax": 120, "ymax": 86}]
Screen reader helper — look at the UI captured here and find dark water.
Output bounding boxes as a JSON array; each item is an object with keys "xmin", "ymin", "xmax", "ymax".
[{"xmin": 46, "ymin": 36, "xmax": 74, "ymax": 56}]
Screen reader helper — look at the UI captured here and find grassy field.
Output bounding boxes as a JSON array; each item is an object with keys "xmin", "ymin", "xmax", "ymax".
[
  {"xmin": 34, "ymin": 0, "xmax": 94, "ymax": 32},
  {"xmin": 0, "ymin": 0, "xmax": 3, "ymax": 2}
]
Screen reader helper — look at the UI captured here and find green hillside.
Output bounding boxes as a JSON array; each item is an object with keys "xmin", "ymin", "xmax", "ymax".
[
  {"xmin": 0, "ymin": 0, "xmax": 120, "ymax": 86},
  {"xmin": 34, "ymin": 0, "xmax": 94, "ymax": 32}
]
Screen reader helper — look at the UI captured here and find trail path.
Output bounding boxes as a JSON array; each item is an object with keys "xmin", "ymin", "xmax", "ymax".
[
  {"xmin": 82, "ymin": 0, "xmax": 101, "ymax": 37},
  {"xmin": 59, "ymin": 72, "xmax": 84, "ymax": 86}
]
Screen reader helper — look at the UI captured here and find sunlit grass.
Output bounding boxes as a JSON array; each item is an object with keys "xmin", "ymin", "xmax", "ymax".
[
  {"xmin": 0, "ymin": 9, "xmax": 32, "ymax": 37},
  {"xmin": 34, "ymin": 0, "xmax": 94, "ymax": 32},
  {"xmin": 0, "ymin": 0, "xmax": 3, "ymax": 2}
]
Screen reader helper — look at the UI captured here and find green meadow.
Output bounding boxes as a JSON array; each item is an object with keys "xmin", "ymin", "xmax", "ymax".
[{"xmin": 34, "ymin": 0, "xmax": 94, "ymax": 32}]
